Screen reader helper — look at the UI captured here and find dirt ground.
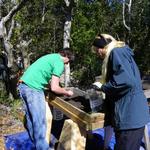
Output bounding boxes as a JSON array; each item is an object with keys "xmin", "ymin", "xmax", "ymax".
[{"xmin": 0, "ymin": 104, "xmax": 25, "ymax": 150}]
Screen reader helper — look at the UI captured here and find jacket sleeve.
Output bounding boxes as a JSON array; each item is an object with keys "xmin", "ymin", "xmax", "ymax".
[{"xmin": 101, "ymin": 49, "xmax": 134, "ymax": 97}]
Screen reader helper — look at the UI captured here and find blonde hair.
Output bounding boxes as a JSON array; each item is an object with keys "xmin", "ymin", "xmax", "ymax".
[{"xmin": 100, "ymin": 34, "xmax": 125, "ymax": 84}]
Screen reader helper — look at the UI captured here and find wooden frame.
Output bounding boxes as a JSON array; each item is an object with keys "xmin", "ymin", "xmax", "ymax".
[
  {"xmin": 47, "ymin": 89, "xmax": 150, "ymax": 150},
  {"xmin": 48, "ymin": 92, "xmax": 104, "ymax": 131}
]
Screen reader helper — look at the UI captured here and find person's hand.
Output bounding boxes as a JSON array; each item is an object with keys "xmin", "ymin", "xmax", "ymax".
[
  {"xmin": 92, "ymin": 82, "xmax": 102, "ymax": 90},
  {"xmin": 66, "ymin": 90, "xmax": 74, "ymax": 96}
]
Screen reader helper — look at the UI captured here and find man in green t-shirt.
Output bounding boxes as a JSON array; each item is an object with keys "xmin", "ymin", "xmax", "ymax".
[{"xmin": 18, "ymin": 48, "xmax": 74, "ymax": 150}]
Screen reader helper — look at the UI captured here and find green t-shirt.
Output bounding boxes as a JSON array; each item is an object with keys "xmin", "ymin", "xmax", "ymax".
[{"xmin": 21, "ymin": 53, "xmax": 64, "ymax": 90}]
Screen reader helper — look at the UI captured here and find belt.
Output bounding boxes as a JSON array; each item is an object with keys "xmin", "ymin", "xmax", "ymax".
[{"xmin": 18, "ymin": 80, "xmax": 25, "ymax": 85}]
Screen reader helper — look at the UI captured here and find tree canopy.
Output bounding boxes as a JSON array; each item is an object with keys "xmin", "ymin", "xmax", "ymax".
[{"xmin": 0, "ymin": 0, "xmax": 149, "ymax": 88}]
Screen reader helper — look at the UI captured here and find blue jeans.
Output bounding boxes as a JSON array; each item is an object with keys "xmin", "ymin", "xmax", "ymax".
[{"xmin": 18, "ymin": 83, "xmax": 50, "ymax": 150}]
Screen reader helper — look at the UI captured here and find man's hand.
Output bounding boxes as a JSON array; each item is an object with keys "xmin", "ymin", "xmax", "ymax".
[
  {"xmin": 92, "ymin": 82, "xmax": 102, "ymax": 90},
  {"xmin": 66, "ymin": 90, "xmax": 74, "ymax": 96}
]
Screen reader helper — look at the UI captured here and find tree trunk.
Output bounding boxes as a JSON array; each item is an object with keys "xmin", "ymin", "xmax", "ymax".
[
  {"xmin": 63, "ymin": 0, "xmax": 74, "ymax": 87},
  {"xmin": 64, "ymin": 21, "xmax": 72, "ymax": 87},
  {"xmin": 0, "ymin": 0, "xmax": 29, "ymax": 99}
]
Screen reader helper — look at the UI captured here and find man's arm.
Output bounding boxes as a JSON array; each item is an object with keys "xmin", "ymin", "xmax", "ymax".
[{"xmin": 50, "ymin": 75, "xmax": 73, "ymax": 96}]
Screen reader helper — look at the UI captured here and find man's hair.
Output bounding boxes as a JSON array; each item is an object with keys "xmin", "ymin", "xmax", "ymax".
[{"xmin": 58, "ymin": 48, "xmax": 75, "ymax": 62}]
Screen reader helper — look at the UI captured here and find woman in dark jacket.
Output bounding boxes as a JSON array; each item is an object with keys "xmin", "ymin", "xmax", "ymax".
[{"xmin": 92, "ymin": 34, "xmax": 150, "ymax": 150}]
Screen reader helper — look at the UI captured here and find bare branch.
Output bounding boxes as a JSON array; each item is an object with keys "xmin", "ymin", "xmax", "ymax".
[
  {"xmin": 122, "ymin": 1, "xmax": 131, "ymax": 31},
  {"xmin": 7, "ymin": 18, "xmax": 15, "ymax": 40},
  {"xmin": 17, "ymin": 39, "xmax": 32, "ymax": 48},
  {"xmin": 0, "ymin": 19, "xmax": 7, "ymax": 38},
  {"xmin": 0, "ymin": 0, "xmax": 3, "ymax": 19},
  {"xmin": 41, "ymin": 0, "xmax": 46, "ymax": 23},
  {"xmin": 128, "ymin": 0, "xmax": 132, "ymax": 13},
  {"xmin": 3, "ymin": 0, "xmax": 29, "ymax": 23}
]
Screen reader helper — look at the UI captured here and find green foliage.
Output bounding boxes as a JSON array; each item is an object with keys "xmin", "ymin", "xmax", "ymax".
[
  {"xmin": 7, "ymin": 0, "xmax": 150, "ymax": 88},
  {"xmin": 71, "ymin": 0, "xmax": 122, "ymax": 86},
  {"xmin": 12, "ymin": 0, "xmax": 66, "ymax": 58},
  {"xmin": 128, "ymin": 0, "xmax": 150, "ymax": 74},
  {"xmin": 71, "ymin": 0, "xmax": 150, "ymax": 86}
]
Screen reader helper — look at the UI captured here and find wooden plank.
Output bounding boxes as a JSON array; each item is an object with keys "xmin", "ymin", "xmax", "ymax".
[
  {"xmin": 50, "ymin": 98, "xmax": 89, "ymax": 130},
  {"xmin": 50, "ymin": 96, "xmax": 104, "ymax": 122},
  {"xmin": 49, "ymin": 97, "xmax": 104, "ymax": 130},
  {"xmin": 88, "ymin": 120, "xmax": 104, "ymax": 130},
  {"xmin": 48, "ymin": 92, "xmax": 104, "ymax": 131},
  {"xmin": 48, "ymin": 89, "xmax": 150, "ymax": 131}
]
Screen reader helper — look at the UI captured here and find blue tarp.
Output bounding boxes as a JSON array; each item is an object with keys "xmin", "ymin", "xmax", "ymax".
[
  {"xmin": 4, "ymin": 132, "xmax": 35, "ymax": 150},
  {"xmin": 4, "ymin": 123, "xmax": 149, "ymax": 150},
  {"xmin": 4, "ymin": 131, "xmax": 58, "ymax": 150}
]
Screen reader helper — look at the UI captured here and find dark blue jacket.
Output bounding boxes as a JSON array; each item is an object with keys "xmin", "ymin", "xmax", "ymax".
[{"xmin": 101, "ymin": 45, "xmax": 150, "ymax": 130}]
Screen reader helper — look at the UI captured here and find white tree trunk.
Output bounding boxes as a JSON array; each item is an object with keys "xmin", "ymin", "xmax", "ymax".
[
  {"xmin": 63, "ymin": 0, "xmax": 73, "ymax": 87},
  {"xmin": 3, "ymin": 39, "xmax": 14, "ymax": 67},
  {"xmin": 0, "ymin": 0, "xmax": 29, "ymax": 99},
  {"xmin": 64, "ymin": 21, "xmax": 72, "ymax": 87},
  {"xmin": 0, "ymin": 0, "xmax": 29, "ymax": 67},
  {"xmin": 63, "ymin": 21, "xmax": 71, "ymax": 48}
]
